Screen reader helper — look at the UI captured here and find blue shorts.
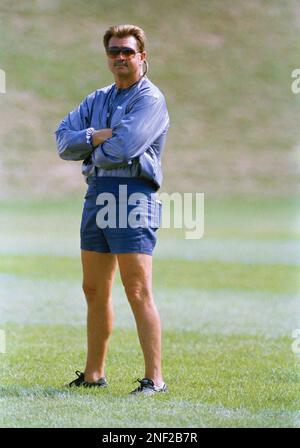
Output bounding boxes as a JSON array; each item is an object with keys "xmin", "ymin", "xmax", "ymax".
[{"xmin": 80, "ymin": 177, "xmax": 162, "ymax": 255}]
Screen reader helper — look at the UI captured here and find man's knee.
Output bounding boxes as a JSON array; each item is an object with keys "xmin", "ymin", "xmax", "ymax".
[
  {"xmin": 124, "ymin": 282, "xmax": 153, "ymax": 306},
  {"xmin": 82, "ymin": 282, "xmax": 110, "ymax": 306}
]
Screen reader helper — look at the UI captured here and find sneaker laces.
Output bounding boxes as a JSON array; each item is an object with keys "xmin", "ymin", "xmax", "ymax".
[
  {"xmin": 133, "ymin": 378, "xmax": 155, "ymax": 391},
  {"xmin": 67, "ymin": 370, "xmax": 84, "ymax": 387}
]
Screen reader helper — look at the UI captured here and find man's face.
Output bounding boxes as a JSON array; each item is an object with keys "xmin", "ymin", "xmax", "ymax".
[{"xmin": 106, "ymin": 35, "xmax": 146, "ymax": 79}]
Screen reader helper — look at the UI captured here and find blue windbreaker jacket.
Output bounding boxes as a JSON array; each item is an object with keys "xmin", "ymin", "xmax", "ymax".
[{"xmin": 55, "ymin": 76, "xmax": 170, "ymax": 190}]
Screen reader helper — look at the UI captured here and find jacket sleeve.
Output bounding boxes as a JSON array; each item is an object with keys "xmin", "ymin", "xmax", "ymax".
[
  {"xmin": 55, "ymin": 93, "xmax": 95, "ymax": 161},
  {"xmin": 92, "ymin": 94, "xmax": 169, "ymax": 169}
]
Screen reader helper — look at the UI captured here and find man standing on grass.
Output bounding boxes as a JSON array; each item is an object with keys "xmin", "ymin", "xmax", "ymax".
[{"xmin": 55, "ymin": 25, "xmax": 169, "ymax": 395}]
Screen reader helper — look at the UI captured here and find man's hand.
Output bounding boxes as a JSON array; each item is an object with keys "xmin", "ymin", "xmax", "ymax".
[{"xmin": 92, "ymin": 128, "xmax": 112, "ymax": 147}]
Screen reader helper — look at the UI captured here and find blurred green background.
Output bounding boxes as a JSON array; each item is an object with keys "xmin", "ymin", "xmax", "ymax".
[
  {"xmin": 1, "ymin": 0, "xmax": 300, "ymax": 428},
  {"xmin": 0, "ymin": 0, "xmax": 299, "ymax": 198}
]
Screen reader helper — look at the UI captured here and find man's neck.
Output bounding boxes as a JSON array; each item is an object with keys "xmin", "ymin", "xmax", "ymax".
[{"xmin": 114, "ymin": 75, "xmax": 143, "ymax": 90}]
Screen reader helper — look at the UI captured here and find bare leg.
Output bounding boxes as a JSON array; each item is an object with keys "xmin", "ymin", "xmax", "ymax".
[
  {"xmin": 81, "ymin": 250, "xmax": 118, "ymax": 382},
  {"xmin": 117, "ymin": 253, "xmax": 164, "ymax": 387}
]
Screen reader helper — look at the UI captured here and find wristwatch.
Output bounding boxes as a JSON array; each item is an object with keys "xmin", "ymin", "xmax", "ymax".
[{"xmin": 86, "ymin": 127, "xmax": 96, "ymax": 149}]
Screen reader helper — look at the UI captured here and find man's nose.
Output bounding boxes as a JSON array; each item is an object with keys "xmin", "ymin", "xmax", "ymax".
[{"xmin": 116, "ymin": 56, "xmax": 126, "ymax": 65}]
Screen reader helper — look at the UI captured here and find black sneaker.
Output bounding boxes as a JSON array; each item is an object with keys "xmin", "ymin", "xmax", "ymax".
[
  {"xmin": 67, "ymin": 370, "xmax": 108, "ymax": 388},
  {"xmin": 130, "ymin": 378, "xmax": 168, "ymax": 396}
]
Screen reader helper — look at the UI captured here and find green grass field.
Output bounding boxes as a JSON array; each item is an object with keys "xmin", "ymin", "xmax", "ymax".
[{"xmin": 0, "ymin": 196, "xmax": 299, "ymax": 428}]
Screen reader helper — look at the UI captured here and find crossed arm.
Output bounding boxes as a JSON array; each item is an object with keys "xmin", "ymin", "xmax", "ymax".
[
  {"xmin": 91, "ymin": 128, "xmax": 112, "ymax": 147},
  {"xmin": 55, "ymin": 93, "xmax": 169, "ymax": 167}
]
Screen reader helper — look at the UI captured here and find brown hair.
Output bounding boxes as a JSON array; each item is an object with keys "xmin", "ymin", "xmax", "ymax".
[{"xmin": 103, "ymin": 24, "xmax": 146, "ymax": 52}]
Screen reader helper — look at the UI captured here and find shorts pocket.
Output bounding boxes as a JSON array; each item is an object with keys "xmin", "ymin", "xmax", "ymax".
[{"xmin": 84, "ymin": 185, "xmax": 95, "ymax": 201}]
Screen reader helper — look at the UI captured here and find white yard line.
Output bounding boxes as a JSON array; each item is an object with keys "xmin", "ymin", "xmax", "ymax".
[
  {"xmin": 0, "ymin": 234, "xmax": 299, "ymax": 265},
  {"xmin": 0, "ymin": 274, "xmax": 299, "ymax": 337}
]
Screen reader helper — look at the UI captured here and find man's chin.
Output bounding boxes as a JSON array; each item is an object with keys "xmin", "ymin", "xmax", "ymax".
[{"xmin": 114, "ymin": 69, "xmax": 130, "ymax": 78}]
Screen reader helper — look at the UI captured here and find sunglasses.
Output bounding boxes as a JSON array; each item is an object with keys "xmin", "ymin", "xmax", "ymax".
[{"xmin": 106, "ymin": 46, "xmax": 141, "ymax": 59}]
